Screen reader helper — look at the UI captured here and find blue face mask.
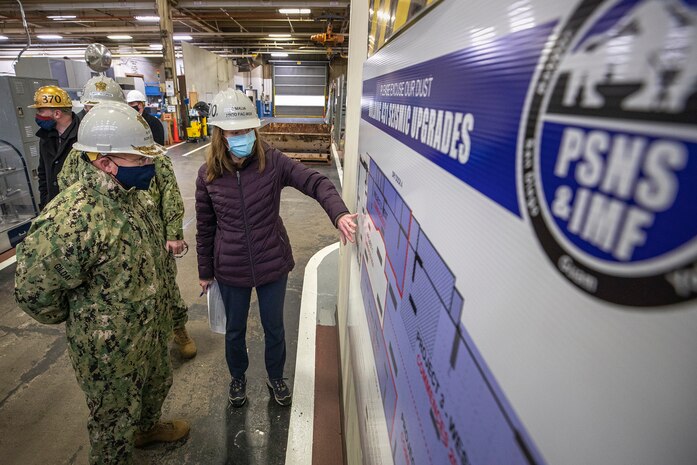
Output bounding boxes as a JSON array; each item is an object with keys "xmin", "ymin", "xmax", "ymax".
[
  {"xmin": 35, "ymin": 115, "xmax": 56, "ymax": 131},
  {"xmin": 226, "ymin": 131, "xmax": 256, "ymax": 158},
  {"xmin": 114, "ymin": 164, "xmax": 156, "ymax": 190}
]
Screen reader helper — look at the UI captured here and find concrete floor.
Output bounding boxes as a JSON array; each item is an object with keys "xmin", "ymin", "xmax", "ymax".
[{"xmin": 0, "ymin": 140, "xmax": 344, "ymax": 465}]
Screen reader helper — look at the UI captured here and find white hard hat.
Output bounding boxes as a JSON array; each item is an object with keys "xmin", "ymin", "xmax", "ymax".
[
  {"xmin": 80, "ymin": 76, "xmax": 125, "ymax": 105},
  {"xmin": 207, "ymin": 88, "xmax": 261, "ymax": 131},
  {"xmin": 72, "ymin": 102, "xmax": 166, "ymax": 157},
  {"xmin": 126, "ymin": 89, "xmax": 147, "ymax": 104}
]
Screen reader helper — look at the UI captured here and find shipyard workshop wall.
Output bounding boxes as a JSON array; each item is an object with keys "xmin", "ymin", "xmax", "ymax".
[{"xmin": 343, "ymin": 1, "xmax": 697, "ymax": 465}]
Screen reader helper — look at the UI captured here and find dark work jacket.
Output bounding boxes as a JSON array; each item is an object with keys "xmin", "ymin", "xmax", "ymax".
[
  {"xmin": 195, "ymin": 143, "xmax": 349, "ymax": 287},
  {"xmin": 143, "ymin": 110, "xmax": 164, "ymax": 145},
  {"xmin": 35, "ymin": 112, "xmax": 80, "ymax": 209}
]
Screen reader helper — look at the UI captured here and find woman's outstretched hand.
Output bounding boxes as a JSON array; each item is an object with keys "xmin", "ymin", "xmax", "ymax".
[{"xmin": 337, "ymin": 213, "xmax": 358, "ymax": 245}]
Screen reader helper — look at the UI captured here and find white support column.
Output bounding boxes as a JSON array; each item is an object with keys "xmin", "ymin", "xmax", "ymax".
[{"xmin": 336, "ymin": 0, "xmax": 369, "ymax": 464}]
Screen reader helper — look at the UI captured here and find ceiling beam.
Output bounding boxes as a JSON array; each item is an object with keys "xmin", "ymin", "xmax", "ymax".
[
  {"xmin": 0, "ymin": 1, "xmax": 349, "ymax": 11},
  {"xmin": 0, "ymin": 15, "xmax": 320, "ymax": 22},
  {"xmin": 176, "ymin": 1, "xmax": 349, "ymax": 8},
  {"xmin": 0, "ymin": 26, "xmax": 160, "ymax": 34},
  {"xmin": 0, "ymin": 2, "xmax": 157, "ymax": 10},
  {"xmin": 0, "ymin": 28, "xmax": 345, "ymax": 38},
  {"xmin": 176, "ymin": 8, "xmax": 220, "ymax": 34}
]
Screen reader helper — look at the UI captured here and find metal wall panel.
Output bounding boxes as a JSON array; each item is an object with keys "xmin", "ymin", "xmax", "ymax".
[
  {"xmin": 0, "ymin": 76, "xmax": 56, "ymax": 252},
  {"xmin": 0, "ymin": 76, "xmax": 57, "ymax": 205},
  {"xmin": 273, "ymin": 65, "xmax": 327, "ymax": 117}
]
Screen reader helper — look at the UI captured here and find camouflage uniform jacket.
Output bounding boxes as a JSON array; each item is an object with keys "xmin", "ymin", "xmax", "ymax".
[
  {"xmin": 59, "ymin": 149, "xmax": 184, "ymax": 241},
  {"xmin": 15, "ymin": 162, "xmax": 172, "ymax": 368}
]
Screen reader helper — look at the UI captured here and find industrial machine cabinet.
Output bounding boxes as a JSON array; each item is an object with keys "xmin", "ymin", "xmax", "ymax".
[
  {"xmin": 0, "ymin": 141, "xmax": 37, "ymax": 252},
  {"xmin": 0, "ymin": 76, "xmax": 57, "ymax": 253}
]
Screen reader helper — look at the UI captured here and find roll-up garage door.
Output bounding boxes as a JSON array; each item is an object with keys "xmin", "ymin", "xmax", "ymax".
[{"xmin": 273, "ymin": 64, "xmax": 327, "ymax": 117}]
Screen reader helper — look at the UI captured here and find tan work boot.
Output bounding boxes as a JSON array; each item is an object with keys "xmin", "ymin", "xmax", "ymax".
[
  {"xmin": 173, "ymin": 326, "xmax": 197, "ymax": 359},
  {"xmin": 134, "ymin": 420, "xmax": 190, "ymax": 448}
]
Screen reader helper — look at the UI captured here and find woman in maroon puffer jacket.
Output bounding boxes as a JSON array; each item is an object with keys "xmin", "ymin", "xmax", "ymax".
[{"xmin": 195, "ymin": 89, "xmax": 356, "ymax": 408}]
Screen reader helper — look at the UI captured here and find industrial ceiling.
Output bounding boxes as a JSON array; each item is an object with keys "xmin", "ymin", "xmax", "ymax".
[{"xmin": 0, "ymin": 1, "xmax": 351, "ymax": 62}]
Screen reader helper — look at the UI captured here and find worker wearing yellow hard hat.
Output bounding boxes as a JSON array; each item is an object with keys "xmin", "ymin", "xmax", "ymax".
[{"xmin": 29, "ymin": 85, "xmax": 80, "ymax": 209}]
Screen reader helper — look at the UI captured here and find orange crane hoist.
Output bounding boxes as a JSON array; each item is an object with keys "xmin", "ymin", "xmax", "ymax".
[{"xmin": 311, "ymin": 23, "xmax": 345, "ymax": 55}]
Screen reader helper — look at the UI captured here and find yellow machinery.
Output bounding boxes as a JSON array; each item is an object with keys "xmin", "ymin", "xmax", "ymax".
[
  {"xmin": 186, "ymin": 102, "xmax": 209, "ymax": 142},
  {"xmin": 186, "ymin": 111, "xmax": 208, "ymax": 142},
  {"xmin": 186, "ymin": 121, "xmax": 201, "ymax": 139}
]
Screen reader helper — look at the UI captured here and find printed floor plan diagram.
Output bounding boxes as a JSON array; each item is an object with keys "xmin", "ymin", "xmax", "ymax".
[{"xmin": 356, "ymin": 153, "xmax": 543, "ymax": 465}]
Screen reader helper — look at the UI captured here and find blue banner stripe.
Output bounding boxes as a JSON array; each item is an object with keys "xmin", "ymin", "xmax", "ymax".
[{"xmin": 362, "ymin": 21, "xmax": 557, "ymax": 217}]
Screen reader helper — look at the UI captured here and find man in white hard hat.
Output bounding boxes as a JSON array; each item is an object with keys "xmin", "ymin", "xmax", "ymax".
[
  {"xmin": 15, "ymin": 102, "xmax": 190, "ymax": 465},
  {"xmin": 77, "ymin": 75, "xmax": 126, "ymax": 119},
  {"xmin": 127, "ymin": 86, "xmax": 196, "ymax": 357},
  {"xmin": 59, "ymin": 101, "xmax": 197, "ymax": 360},
  {"xmin": 127, "ymin": 90, "xmax": 164, "ymax": 145}
]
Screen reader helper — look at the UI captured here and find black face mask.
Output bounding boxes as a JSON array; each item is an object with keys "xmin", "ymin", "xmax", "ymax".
[{"xmin": 129, "ymin": 104, "xmax": 141, "ymax": 113}]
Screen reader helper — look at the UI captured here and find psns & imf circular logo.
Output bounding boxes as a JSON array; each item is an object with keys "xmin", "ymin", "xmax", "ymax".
[{"xmin": 521, "ymin": 0, "xmax": 697, "ymax": 306}]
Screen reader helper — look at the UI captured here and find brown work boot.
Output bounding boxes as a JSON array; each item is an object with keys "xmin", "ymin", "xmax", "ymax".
[
  {"xmin": 173, "ymin": 326, "xmax": 197, "ymax": 359},
  {"xmin": 134, "ymin": 420, "xmax": 190, "ymax": 448}
]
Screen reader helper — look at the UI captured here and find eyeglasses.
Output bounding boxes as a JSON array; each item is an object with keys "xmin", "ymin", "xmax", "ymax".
[{"xmin": 106, "ymin": 154, "xmax": 152, "ymax": 166}]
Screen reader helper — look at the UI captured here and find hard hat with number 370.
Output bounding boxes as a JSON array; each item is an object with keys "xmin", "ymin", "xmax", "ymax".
[
  {"xmin": 28, "ymin": 85, "xmax": 72, "ymax": 108},
  {"xmin": 72, "ymin": 102, "xmax": 166, "ymax": 157},
  {"xmin": 80, "ymin": 76, "xmax": 125, "ymax": 105},
  {"xmin": 207, "ymin": 88, "xmax": 260, "ymax": 131}
]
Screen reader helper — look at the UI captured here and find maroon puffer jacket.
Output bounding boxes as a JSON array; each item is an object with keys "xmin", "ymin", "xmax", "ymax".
[{"xmin": 195, "ymin": 144, "xmax": 349, "ymax": 287}]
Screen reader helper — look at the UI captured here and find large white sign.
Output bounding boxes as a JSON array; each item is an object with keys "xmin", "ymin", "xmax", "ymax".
[{"xmin": 351, "ymin": 1, "xmax": 697, "ymax": 464}]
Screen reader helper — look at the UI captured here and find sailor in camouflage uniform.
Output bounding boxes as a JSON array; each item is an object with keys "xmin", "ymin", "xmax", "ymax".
[
  {"xmin": 15, "ymin": 102, "xmax": 190, "ymax": 465},
  {"xmin": 61, "ymin": 87, "xmax": 197, "ymax": 359}
]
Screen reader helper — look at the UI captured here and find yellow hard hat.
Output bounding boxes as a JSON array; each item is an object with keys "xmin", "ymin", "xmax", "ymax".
[{"xmin": 28, "ymin": 85, "xmax": 72, "ymax": 108}]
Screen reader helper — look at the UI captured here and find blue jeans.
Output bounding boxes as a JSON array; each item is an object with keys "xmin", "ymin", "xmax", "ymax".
[{"xmin": 218, "ymin": 274, "xmax": 288, "ymax": 380}]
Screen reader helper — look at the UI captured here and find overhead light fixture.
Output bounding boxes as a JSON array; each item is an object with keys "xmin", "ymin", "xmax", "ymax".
[
  {"xmin": 0, "ymin": 35, "xmax": 8, "ymax": 40},
  {"xmin": 37, "ymin": 34, "xmax": 63, "ymax": 39},
  {"xmin": 149, "ymin": 44, "xmax": 163, "ymax": 50},
  {"xmin": 107, "ymin": 35, "xmax": 132, "ymax": 40},
  {"xmin": 173, "ymin": 35, "xmax": 192, "ymax": 41},
  {"xmin": 135, "ymin": 15, "xmax": 160, "ymax": 22},
  {"xmin": 269, "ymin": 34, "xmax": 291, "ymax": 38},
  {"xmin": 279, "ymin": 9, "xmax": 311, "ymax": 14},
  {"xmin": 271, "ymin": 52, "xmax": 288, "ymax": 57},
  {"xmin": 47, "ymin": 15, "xmax": 76, "ymax": 20}
]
